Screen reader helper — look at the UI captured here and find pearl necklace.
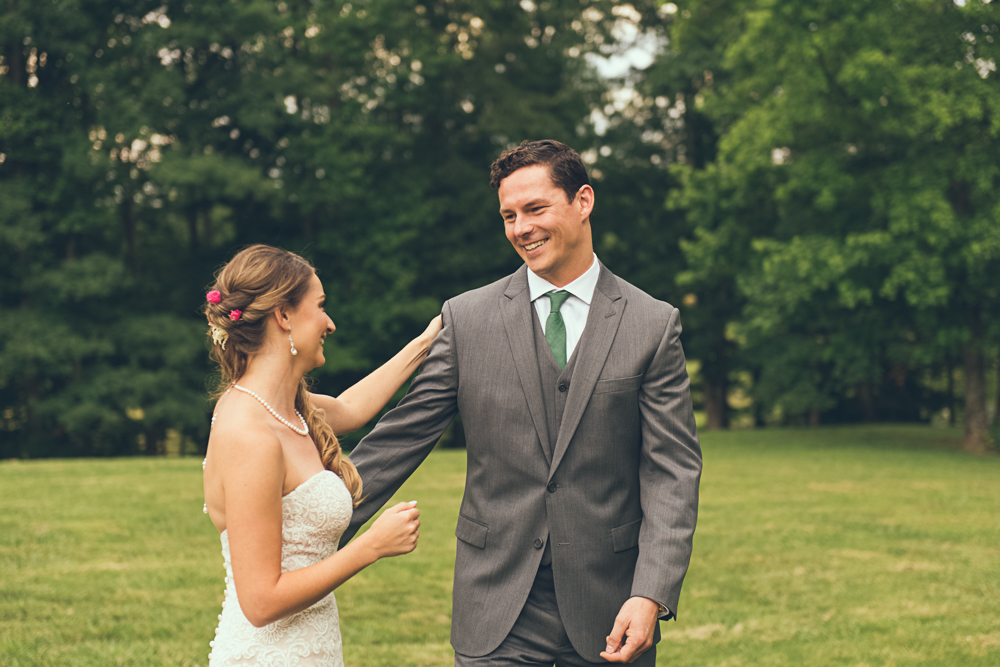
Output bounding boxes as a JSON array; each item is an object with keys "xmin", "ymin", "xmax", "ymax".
[{"xmin": 233, "ymin": 384, "xmax": 309, "ymax": 436}]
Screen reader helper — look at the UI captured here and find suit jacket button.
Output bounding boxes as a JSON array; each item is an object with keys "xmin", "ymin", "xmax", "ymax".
[
  {"xmin": 558, "ymin": 383, "xmax": 568, "ymax": 392},
  {"xmin": 547, "ymin": 483, "xmax": 557, "ymax": 493},
  {"xmin": 533, "ymin": 538, "xmax": 543, "ymax": 549}
]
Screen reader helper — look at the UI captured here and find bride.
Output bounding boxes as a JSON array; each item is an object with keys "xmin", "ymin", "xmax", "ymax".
[{"xmin": 201, "ymin": 244, "xmax": 441, "ymax": 666}]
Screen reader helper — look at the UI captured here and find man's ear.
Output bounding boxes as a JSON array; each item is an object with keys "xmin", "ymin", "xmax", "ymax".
[{"xmin": 577, "ymin": 184, "xmax": 595, "ymax": 220}]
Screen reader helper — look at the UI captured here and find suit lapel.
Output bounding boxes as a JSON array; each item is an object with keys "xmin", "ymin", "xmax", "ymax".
[
  {"xmin": 500, "ymin": 266, "xmax": 552, "ymax": 465},
  {"xmin": 548, "ymin": 263, "xmax": 625, "ymax": 481}
]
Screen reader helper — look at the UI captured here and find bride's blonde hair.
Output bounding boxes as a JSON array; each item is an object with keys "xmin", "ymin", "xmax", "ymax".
[{"xmin": 203, "ymin": 244, "xmax": 362, "ymax": 506}]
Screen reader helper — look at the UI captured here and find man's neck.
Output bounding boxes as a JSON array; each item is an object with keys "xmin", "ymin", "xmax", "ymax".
[
  {"xmin": 534, "ymin": 250, "xmax": 596, "ymax": 288},
  {"xmin": 527, "ymin": 253, "xmax": 598, "ymax": 300}
]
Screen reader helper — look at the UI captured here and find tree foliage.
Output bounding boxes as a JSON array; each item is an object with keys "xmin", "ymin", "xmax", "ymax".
[
  {"xmin": 656, "ymin": 0, "xmax": 999, "ymax": 449},
  {"xmin": 2, "ymin": 0, "xmax": 997, "ymax": 457},
  {"xmin": 0, "ymin": 0, "xmax": 643, "ymax": 457}
]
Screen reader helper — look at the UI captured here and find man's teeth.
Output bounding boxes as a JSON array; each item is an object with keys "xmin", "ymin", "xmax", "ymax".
[{"xmin": 525, "ymin": 239, "xmax": 547, "ymax": 251}]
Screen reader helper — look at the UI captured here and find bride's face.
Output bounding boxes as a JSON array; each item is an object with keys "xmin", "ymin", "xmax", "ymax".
[{"xmin": 288, "ymin": 273, "xmax": 335, "ymax": 369}]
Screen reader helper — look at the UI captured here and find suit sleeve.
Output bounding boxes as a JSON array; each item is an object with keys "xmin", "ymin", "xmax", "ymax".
[
  {"xmin": 338, "ymin": 300, "xmax": 460, "ymax": 548},
  {"xmin": 631, "ymin": 306, "xmax": 702, "ymax": 618}
]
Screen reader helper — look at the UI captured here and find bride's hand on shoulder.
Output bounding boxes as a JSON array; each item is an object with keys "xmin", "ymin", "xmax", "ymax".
[
  {"xmin": 418, "ymin": 315, "xmax": 443, "ymax": 350},
  {"xmin": 307, "ymin": 313, "xmax": 443, "ymax": 435},
  {"xmin": 362, "ymin": 501, "xmax": 420, "ymax": 558}
]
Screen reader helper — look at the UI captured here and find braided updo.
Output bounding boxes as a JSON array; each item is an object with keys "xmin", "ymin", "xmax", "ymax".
[{"xmin": 204, "ymin": 244, "xmax": 362, "ymax": 506}]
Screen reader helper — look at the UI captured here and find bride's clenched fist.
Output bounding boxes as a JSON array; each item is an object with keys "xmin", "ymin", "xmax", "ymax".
[{"xmin": 362, "ymin": 501, "xmax": 420, "ymax": 559}]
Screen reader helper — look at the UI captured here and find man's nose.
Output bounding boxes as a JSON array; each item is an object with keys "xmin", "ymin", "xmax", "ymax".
[{"xmin": 512, "ymin": 213, "xmax": 533, "ymax": 237}]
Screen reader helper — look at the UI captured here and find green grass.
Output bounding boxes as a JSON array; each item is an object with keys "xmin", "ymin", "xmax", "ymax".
[{"xmin": 1, "ymin": 425, "xmax": 997, "ymax": 666}]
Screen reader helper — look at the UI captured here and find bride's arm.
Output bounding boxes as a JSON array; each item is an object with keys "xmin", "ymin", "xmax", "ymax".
[
  {"xmin": 222, "ymin": 427, "xmax": 419, "ymax": 627},
  {"xmin": 311, "ymin": 315, "xmax": 442, "ymax": 434}
]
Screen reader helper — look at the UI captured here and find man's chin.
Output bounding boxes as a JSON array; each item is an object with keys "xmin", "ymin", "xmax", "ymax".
[{"xmin": 523, "ymin": 256, "xmax": 548, "ymax": 274}]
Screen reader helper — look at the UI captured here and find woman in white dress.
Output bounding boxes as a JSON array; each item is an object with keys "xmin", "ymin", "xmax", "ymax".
[{"xmin": 201, "ymin": 244, "xmax": 441, "ymax": 666}]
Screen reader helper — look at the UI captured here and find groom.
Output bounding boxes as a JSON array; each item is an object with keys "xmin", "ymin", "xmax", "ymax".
[{"xmin": 340, "ymin": 140, "xmax": 701, "ymax": 665}]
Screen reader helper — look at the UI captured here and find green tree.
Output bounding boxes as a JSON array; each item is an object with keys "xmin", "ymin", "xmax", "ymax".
[
  {"xmin": 1, "ymin": 0, "xmax": 211, "ymax": 456},
  {"xmin": 0, "ymin": 0, "xmax": 649, "ymax": 457},
  {"xmin": 662, "ymin": 0, "xmax": 999, "ymax": 449},
  {"xmin": 612, "ymin": 0, "xmax": 751, "ymax": 429}
]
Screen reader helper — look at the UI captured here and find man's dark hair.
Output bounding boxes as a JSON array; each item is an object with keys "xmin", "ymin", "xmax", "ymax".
[{"xmin": 489, "ymin": 140, "xmax": 590, "ymax": 203}]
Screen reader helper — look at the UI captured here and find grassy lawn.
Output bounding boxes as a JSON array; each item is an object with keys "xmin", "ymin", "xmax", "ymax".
[{"xmin": 1, "ymin": 425, "xmax": 997, "ymax": 666}]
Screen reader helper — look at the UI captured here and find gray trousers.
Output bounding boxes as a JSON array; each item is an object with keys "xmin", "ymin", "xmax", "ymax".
[{"xmin": 454, "ymin": 565, "xmax": 657, "ymax": 667}]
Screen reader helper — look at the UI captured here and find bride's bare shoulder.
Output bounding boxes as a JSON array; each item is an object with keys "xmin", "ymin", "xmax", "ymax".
[{"xmin": 208, "ymin": 393, "xmax": 283, "ymax": 471}]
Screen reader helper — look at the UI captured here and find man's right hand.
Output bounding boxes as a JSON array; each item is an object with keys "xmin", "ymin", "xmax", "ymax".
[{"xmin": 599, "ymin": 596, "xmax": 659, "ymax": 663}]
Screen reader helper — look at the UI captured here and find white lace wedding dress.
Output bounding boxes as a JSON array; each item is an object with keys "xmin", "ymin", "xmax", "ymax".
[{"xmin": 208, "ymin": 471, "xmax": 354, "ymax": 666}]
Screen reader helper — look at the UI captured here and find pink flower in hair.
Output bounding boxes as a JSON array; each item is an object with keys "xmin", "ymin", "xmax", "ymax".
[
  {"xmin": 229, "ymin": 309, "xmax": 242, "ymax": 321},
  {"xmin": 206, "ymin": 290, "xmax": 222, "ymax": 304}
]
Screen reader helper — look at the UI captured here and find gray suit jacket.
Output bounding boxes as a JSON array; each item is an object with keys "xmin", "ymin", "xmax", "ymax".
[{"xmin": 340, "ymin": 262, "xmax": 701, "ymax": 661}]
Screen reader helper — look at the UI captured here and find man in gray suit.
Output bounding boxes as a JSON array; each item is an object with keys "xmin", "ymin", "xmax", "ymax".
[{"xmin": 340, "ymin": 140, "xmax": 701, "ymax": 665}]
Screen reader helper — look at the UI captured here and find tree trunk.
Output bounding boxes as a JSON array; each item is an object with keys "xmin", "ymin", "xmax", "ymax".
[
  {"xmin": 809, "ymin": 407, "xmax": 821, "ymax": 427},
  {"xmin": 858, "ymin": 381, "xmax": 877, "ymax": 422},
  {"xmin": 186, "ymin": 206, "xmax": 199, "ymax": 253},
  {"xmin": 23, "ymin": 373, "xmax": 38, "ymax": 455},
  {"xmin": 302, "ymin": 210, "xmax": 314, "ymax": 242},
  {"xmin": 946, "ymin": 356, "xmax": 956, "ymax": 426},
  {"xmin": 703, "ymin": 378, "xmax": 728, "ymax": 430},
  {"xmin": 753, "ymin": 375, "xmax": 766, "ymax": 427},
  {"xmin": 994, "ymin": 357, "xmax": 1000, "ymax": 427},
  {"xmin": 204, "ymin": 206, "xmax": 214, "ymax": 244},
  {"xmin": 962, "ymin": 320, "xmax": 989, "ymax": 454}
]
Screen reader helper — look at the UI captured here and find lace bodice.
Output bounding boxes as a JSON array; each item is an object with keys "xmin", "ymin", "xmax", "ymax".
[{"xmin": 208, "ymin": 471, "xmax": 353, "ymax": 666}]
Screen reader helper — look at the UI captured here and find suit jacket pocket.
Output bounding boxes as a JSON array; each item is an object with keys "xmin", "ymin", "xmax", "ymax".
[
  {"xmin": 611, "ymin": 518, "xmax": 642, "ymax": 553},
  {"xmin": 455, "ymin": 513, "xmax": 488, "ymax": 549},
  {"xmin": 593, "ymin": 374, "xmax": 643, "ymax": 395}
]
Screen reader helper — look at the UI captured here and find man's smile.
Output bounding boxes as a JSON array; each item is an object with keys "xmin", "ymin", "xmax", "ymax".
[{"xmin": 524, "ymin": 239, "xmax": 548, "ymax": 252}]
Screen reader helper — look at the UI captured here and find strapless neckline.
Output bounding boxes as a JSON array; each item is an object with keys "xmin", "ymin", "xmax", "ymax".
[
  {"xmin": 284, "ymin": 469, "xmax": 335, "ymax": 498},
  {"xmin": 216, "ymin": 470, "xmax": 339, "ymax": 537}
]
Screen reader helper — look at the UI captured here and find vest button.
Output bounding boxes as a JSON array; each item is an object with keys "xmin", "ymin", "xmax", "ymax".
[
  {"xmin": 533, "ymin": 538, "xmax": 543, "ymax": 549},
  {"xmin": 558, "ymin": 383, "xmax": 568, "ymax": 392},
  {"xmin": 547, "ymin": 483, "xmax": 557, "ymax": 493}
]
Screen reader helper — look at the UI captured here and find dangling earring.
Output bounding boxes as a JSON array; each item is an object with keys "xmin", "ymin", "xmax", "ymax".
[{"xmin": 289, "ymin": 331, "xmax": 298, "ymax": 356}]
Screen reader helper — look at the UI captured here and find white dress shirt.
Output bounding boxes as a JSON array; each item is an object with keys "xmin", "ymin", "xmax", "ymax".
[{"xmin": 527, "ymin": 254, "xmax": 600, "ymax": 361}]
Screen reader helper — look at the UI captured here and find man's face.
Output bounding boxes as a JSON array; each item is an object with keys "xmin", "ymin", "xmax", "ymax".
[{"xmin": 499, "ymin": 164, "xmax": 594, "ymax": 286}]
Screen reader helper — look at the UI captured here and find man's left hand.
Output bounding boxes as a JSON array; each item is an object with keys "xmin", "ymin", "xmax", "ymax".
[{"xmin": 599, "ymin": 596, "xmax": 659, "ymax": 663}]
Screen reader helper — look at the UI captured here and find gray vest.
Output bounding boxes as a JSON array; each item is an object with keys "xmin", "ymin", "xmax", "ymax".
[{"xmin": 532, "ymin": 308, "xmax": 580, "ymax": 566}]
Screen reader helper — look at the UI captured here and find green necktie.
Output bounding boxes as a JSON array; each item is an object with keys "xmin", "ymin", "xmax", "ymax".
[{"xmin": 545, "ymin": 290, "xmax": 571, "ymax": 369}]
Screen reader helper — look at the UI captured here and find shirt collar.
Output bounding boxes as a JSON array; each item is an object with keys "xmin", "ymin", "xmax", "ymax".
[{"xmin": 527, "ymin": 253, "xmax": 600, "ymax": 306}]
